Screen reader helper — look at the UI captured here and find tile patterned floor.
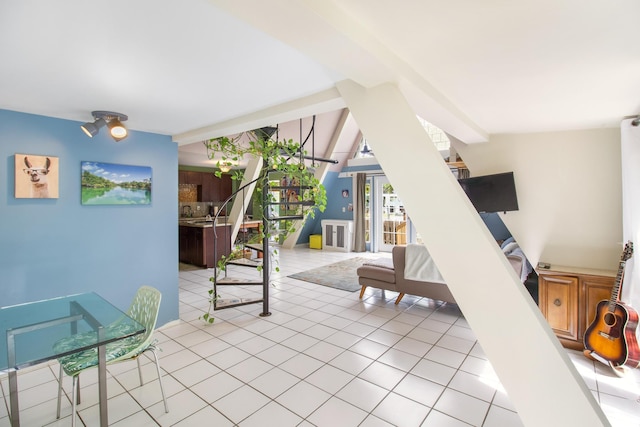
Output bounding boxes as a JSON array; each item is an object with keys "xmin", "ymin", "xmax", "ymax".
[{"xmin": 1, "ymin": 247, "xmax": 639, "ymax": 426}]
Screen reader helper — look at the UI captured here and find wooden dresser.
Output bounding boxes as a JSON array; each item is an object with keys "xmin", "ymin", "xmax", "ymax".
[{"xmin": 538, "ymin": 265, "xmax": 616, "ymax": 350}]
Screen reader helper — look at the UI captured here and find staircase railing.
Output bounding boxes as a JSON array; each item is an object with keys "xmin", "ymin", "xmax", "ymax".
[
  {"xmin": 210, "ymin": 174, "xmax": 269, "ymax": 314},
  {"xmin": 210, "ymin": 166, "xmax": 316, "ymax": 315}
]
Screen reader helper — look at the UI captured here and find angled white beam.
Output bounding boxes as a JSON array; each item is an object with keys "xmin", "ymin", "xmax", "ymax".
[
  {"xmin": 337, "ymin": 80, "xmax": 609, "ymax": 427},
  {"xmin": 173, "ymin": 87, "xmax": 345, "ymax": 145},
  {"xmin": 281, "ymin": 108, "xmax": 352, "ymax": 249},
  {"xmin": 227, "ymin": 156, "xmax": 263, "ymax": 244}
]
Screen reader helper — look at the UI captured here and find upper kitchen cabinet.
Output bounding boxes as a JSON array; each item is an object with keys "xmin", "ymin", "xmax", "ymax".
[
  {"xmin": 179, "ymin": 170, "xmax": 202, "ymax": 185},
  {"xmin": 178, "ymin": 169, "xmax": 233, "ymax": 202}
]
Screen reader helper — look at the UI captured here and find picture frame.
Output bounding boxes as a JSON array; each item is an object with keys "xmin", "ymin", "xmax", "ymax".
[
  {"xmin": 81, "ymin": 161, "xmax": 152, "ymax": 205},
  {"xmin": 15, "ymin": 153, "xmax": 60, "ymax": 199},
  {"xmin": 342, "ymin": 189, "xmax": 349, "ymax": 198}
]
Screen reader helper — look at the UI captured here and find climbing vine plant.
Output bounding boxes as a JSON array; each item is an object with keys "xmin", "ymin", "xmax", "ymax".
[{"xmin": 199, "ymin": 131, "xmax": 327, "ymax": 323}]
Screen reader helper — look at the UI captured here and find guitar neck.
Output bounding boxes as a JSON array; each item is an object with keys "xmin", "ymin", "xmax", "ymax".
[
  {"xmin": 608, "ymin": 261, "xmax": 625, "ymax": 310},
  {"xmin": 608, "ymin": 241, "xmax": 633, "ymax": 311}
]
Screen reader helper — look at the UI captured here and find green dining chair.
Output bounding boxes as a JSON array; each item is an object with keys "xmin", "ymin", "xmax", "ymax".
[{"xmin": 54, "ymin": 286, "xmax": 169, "ymax": 426}]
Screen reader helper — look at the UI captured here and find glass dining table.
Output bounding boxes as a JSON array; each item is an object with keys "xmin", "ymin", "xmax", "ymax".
[{"xmin": 0, "ymin": 292, "xmax": 145, "ymax": 427}]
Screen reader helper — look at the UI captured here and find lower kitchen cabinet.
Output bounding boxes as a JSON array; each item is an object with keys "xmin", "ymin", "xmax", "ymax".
[{"xmin": 179, "ymin": 225, "xmax": 231, "ymax": 268}]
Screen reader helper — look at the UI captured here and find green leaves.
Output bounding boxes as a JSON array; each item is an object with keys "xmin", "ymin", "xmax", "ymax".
[{"xmin": 200, "ymin": 130, "xmax": 328, "ymax": 324}]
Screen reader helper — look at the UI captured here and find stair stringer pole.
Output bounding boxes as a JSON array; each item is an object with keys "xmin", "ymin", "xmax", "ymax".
[{"xmin": 281, "ymin": 108, "xmax": 351, "ymax": 249}]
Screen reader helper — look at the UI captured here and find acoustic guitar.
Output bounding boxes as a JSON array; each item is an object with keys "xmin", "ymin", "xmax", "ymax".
[{"xmin": 584, "ymin": 241, "xmax": 640, "ymax": 372}]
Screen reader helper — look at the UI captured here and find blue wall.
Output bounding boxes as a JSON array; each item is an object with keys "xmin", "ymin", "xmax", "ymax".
[
  {"xmin": 298, "ymin": 171, "xmax": 353, "ymax": 242},
  {"xmin": 0, "ymin": 110, "xmax": 179, "ymax": 326},
  {"xmin": 480, "ymin": 212, "xmax": 512, "ymax": 241}
]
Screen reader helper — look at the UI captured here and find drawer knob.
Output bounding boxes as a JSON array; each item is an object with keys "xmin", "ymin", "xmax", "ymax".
[{"xmin": 554, "ymin": 298, "xmax": 562, "ymax": 307}]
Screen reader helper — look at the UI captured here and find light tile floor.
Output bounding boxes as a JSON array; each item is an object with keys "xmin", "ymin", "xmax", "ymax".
[{"xmin": 1, "ymin": 247, "xmax": 640, "ymax": 426}]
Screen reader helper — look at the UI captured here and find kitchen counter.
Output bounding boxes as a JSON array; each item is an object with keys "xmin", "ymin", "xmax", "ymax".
[
  {"xmin": 179, "ymin": 220, "xmax": 231, "ymax": 228},
  {"xmin": 178, "ymin": 217, "xmax": 231, "ymax": 228},
  {"xmin": 178, "ymin": 218, "xmax": 261, "ymax": 229}
]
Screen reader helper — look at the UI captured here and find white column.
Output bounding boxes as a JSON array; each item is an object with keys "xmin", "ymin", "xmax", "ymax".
[
  {"xmin": 228, "ymin": 156, "xmax": 263, "ymax": 244},
  {"xmin": 337, "ymin": 80, "xmax": 609, "ymax": 427}
]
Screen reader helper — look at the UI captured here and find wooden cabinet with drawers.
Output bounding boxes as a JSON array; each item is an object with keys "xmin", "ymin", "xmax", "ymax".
[{"xmin": 538, "ymin": 266, "xmax": 615, "ymax": 350}]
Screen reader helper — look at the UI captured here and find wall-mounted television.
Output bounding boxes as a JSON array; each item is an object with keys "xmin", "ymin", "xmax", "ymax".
[{"xmin": 458, "ymin": 172, "xmax": 519, "ymax": 213}]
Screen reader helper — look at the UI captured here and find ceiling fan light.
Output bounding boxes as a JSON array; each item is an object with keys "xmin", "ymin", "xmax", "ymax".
[{"xmin": 361, "ymin": 141, "xmax": 372, "ymax": 155}]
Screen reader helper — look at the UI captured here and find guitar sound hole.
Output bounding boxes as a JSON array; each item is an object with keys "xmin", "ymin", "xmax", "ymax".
[{"xmin": 603, "ymin": 312, "xmax": 617, "ymax": 327}]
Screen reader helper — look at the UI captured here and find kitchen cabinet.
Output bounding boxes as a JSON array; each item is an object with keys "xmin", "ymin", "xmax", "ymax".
[
  {"xmin": 179, "ymin": 226, "xmax": 202, "ymax": 265},
  {"xmin": 179, "ymin": 224, "xmax": 231, "ymax": 267},
  {"xmin": 178, "ymin": 170, "xmax": 233, "ymax": 202},
  {"xmin": 179, "ymin": 170, "xmax": 202, "ymax": 185},
  {"xmin": 538, "ymin": 265, "xmax": 615, "ymax": 350},
  {"xmin": 219, "ymin": 174, "xmax": 232, "ymax": 202},
  {"xmin": 321, "ymin": 220, "xmax": 353, "ymax": 252}
]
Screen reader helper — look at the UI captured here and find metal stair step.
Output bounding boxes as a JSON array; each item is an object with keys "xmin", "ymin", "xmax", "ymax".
[
  {"xmin": 226, "ymin": 257, "xmax": 262, "ymax": 268},
  {"xmin": 215, "ymin": 277, "xmax": 263, "ymax": 285},
  {"xmin": 214, "ymin": 297, "xmax": 264, "ymax": 310},
  {"xmin": 266, "ymin": 200, "xmax": 315, "ymax": 206},
  {"xmin": 269, "ymin": 185, "xmax": 314, "ymax": 190},
  {"xmin": 244, "ymin": 243, "xmax": 264, "ymax": 252},
  {"xmin": 266, "ymin": 215, "xmax": 305, "ymax": 221}
]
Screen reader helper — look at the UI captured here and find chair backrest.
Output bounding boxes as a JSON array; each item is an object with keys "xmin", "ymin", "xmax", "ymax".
[{"xmin": 126, "ymin": 286, "xmax": 161, "ymax": 346}]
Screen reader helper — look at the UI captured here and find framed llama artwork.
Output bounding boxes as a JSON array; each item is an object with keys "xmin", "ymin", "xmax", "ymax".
[
  {"xmin": 14, "ymin": 153, "xmax": 60, "ymax": 199},
  {"xmin": 81, "ymin": 161, "xmax": 152, "ymax": 205}
]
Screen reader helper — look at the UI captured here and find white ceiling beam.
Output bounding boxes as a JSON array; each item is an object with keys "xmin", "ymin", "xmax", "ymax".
[{"xmin": 173, "ymin": 87, "xmax": 345, "ymax": 145}]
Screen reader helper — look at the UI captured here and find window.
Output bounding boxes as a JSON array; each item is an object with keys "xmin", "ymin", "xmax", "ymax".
[
  {"xmin": 355, "ymin": 117, "xmax": 449, "ymax": 159},
  {"xmin": 417, "ymin": 116, "xmax": 450, "ymax": 152}
]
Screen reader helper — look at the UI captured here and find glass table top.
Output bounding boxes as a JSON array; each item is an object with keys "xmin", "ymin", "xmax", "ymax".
[{"xmin": 0, "ymin": 292, "xmax": 145, "ymax": 371}]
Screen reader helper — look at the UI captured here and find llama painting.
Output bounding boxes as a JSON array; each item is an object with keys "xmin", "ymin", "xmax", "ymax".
[{"xmin": 15, "ymin": 154, "xmax": 59, "ymax": 199}]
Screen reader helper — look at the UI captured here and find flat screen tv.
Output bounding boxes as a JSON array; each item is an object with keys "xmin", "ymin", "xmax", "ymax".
[{"xmin": 458, "ymin": 172, "xmax": 519, "ymax": 213}]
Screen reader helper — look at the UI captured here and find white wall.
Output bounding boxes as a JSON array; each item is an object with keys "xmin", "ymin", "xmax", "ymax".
[{"xmin": 454, "ymin": 128, "xmax": 622, "ymax": 271}]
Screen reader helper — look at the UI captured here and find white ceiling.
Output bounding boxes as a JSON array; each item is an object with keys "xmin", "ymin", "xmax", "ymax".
[{"xmin": 2, "ymin": 0, "xmax": 638, "ymax": 161}]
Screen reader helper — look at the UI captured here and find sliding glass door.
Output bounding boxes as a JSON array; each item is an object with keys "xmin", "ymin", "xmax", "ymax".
[{"xmin": 374, "ymin": 176, "xmax": 408, "ymax": 252}]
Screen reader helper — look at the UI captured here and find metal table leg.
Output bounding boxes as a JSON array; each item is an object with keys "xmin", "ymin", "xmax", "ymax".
[
  {"xmin": 8, "ymin": 369, "xmax": 19, "ymax": 427},
  {"xmin": 97, "ymin": 342, "xmax": 108, "ymax": 426}
]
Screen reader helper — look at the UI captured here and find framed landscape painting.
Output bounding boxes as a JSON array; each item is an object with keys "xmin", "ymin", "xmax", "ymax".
[{"xmin": 81, "ymin": 161, "xmax": 152, "ymax": 205}]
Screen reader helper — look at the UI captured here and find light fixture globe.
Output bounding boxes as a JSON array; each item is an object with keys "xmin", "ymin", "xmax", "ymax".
[
  {"xmin": 217, "ymin": 161, "xmax": 232, "ymax": 173},
  {"xmin": 81, "ymin": 111, "xmax": 129, "ymax": 141}
]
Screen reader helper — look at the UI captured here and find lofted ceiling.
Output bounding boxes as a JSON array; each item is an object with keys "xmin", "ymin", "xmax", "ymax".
[{"xmin": 1, "ymin": 0, "xmax": 638, "ymax": 166}]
